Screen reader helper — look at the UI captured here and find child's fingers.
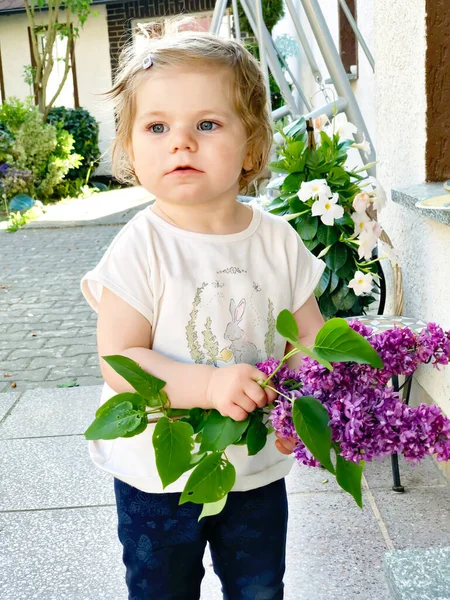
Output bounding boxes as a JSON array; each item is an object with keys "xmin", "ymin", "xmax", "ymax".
[{"xmin": 275, "ymin": 439, "xmax": 293, "ymax": 455}]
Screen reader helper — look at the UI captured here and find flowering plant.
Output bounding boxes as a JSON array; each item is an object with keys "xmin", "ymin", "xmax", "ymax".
[
  {"xmin": 267, "ymin": 113, "xmax": 397, "ymax": 318},
  {"xmin": 84, "ymin": 311, "xmax": 450, "ymax": 515}
]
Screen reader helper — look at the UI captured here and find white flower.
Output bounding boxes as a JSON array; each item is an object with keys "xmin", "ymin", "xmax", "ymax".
[
  {"xmin": 357, "ymin": 222, "xmax": 381, "ymax": 260},
  {"xmin": 348, "ymin": 271, "xmax": 373, "ymax": 296},
  {"xmin": 311, "ymin": 191, "xmax": 344, "ymax": 226},
  {"xmin": 370, "ymin": 177, "xmax": 387, "ymax": 212},
  {"xmin": 298, "ymin": 179, "xmax": 330, "ymax": 201},
  {"xmin": 351, "ymin": 211, "xmax": 371, "ymax": 234},
  {"xmin": 352, "ymin": 192, "xmax": 371, "ymax": 214},
  {"xmin": 352, "ymin": 134, "xmax": 371, "ymax": 157},
  {"xmin": 326, "ymin": 113, "xmax": 358, "ymax": 140},
  {"xmin": 379, "ymin": 240, "xmax": 400, "ymax": 266}
]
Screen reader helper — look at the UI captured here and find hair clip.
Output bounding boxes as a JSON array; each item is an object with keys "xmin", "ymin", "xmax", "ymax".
[{"xmin": 143, "ymin": 54, "xmax": 153, "ymax": 70}]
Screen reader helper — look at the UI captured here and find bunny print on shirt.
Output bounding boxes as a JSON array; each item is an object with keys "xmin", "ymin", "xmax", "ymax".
[{"xmin": 184, "ymin": 267, "xmax": 277, "ymax": 367}]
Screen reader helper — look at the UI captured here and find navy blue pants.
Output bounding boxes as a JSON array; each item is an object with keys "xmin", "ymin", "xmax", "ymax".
[{"xmin": 114, "ymin": 478, "xmax": 288, "ymax": 600}]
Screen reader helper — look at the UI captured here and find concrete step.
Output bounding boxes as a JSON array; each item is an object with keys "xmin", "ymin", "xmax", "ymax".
[{"xmin": 384, "ymin": 547, "xmax": 450, "ymax": 600}]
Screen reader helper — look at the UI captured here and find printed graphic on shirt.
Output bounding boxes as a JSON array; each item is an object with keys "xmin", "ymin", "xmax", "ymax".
[{"xmin": 185, "ymin": 267, "xmax": 276, "ymax": 366}]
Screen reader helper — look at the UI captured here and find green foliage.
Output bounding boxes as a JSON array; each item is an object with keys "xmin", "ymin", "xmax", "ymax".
[
  {"xmin": 268, "ymin": 118, "xmax": 380, "ymax": 318},
  {"xmin": 47, "ymin": 107, "xmax": 100, "ymax": 181},
  {"xmin": 0, "ymin": 98, "xmax": 82, "ymax": 201}
]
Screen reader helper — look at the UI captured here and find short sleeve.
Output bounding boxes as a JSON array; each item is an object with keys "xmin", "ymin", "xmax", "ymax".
[
  {"xmin": 80, "ymin": 215, "xmax": 153, "ymax": 323},
  {"xmin": 287, "ymin": 223, "xmax": 326, "ymax": 313}
]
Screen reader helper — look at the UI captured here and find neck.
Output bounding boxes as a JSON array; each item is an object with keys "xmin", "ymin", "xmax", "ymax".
[{"xmin": 151, "ymin": 196, "xmax": 253, "ymax": 235}]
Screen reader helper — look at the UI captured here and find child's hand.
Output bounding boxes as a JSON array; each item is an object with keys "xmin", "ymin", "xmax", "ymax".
[
  {"xmin": 275, "ymin": 432, "xmax": 297, "ymax": 455},
  {"xmin": 206, "ymin": 364, "xmax": 277, "ymax": 422}
]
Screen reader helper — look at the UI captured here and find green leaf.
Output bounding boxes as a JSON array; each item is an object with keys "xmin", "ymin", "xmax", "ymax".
[
  {"xmin": 190, "ymin": 452, "xmax": 206, "ymax": 467},
  {"xmin": 276, "ymin": 309, "xmax": 299, "ymax": 345},
  {"xmin": 335, "ymin": 454, "xmax": 364, "ymax": 508},
  {"xmin": 95, "ymin": 392, "xmax": 147, "ymax": 418},
  {"xmin": 198, "ymin": 495, "xmax": 228, "ymax": 521},
  {"xmin": 331, "ymin": 285, "xmax": 357, "ymax": 311},
  {"xmin": 85, "ymin": 401, "xmax": 145, "ymax": 440},
  {"xmin": 102, "ymin": 355, "xmax": 166, "ymax": 406},
  {"xmin": 246, "ymin": 419, "xmax": 269, "ymax": 455},
  {"xmin": 200, "ymin": 410, "xmax": 250, "ymax": 452},
  {"xmin": 314, "ymin": 318, "xmax": 384, "ymax": 368},
  {"xmin": 329, "ymin": 271, "xmax": 340, "ymax": 293},
  {"xmin": 324, "ymin": 243, "xmax": 348, "ymax": 271},
  {"xmin": 282, "ymin": 173, "xmax": 305, "ymax": 193},
  {"xmin": 180, "ymin": 453, "xmax": 236, "ymax": 505},
  {"xmin": 315, "ymin": 268, "xmax": 331, "ymax": 298},
  {"xmin": 180, "ymin": 408, "xmax": 208, "ymax": 433},
  {"xmin": 317, "ymin": 225, "xmax": 339, "ymax": 246},
  {"xmin": 296, "ymin": 215, "xmax": 319, "ymax": 241},
  {"xmin": 153, "ymin": 417, "xmax": 195, "ymax": 488},
  {"xmin": 328, "ymin": 167, "xmax": 349, "ymax": 186},
  {"xmin": 292, "ymin": 396, "xmax": 335, "ymax": 474}
]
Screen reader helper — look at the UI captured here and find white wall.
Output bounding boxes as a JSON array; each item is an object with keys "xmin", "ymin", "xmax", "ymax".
[
  {"xmin": 0, "ymin": 6, "xmax": 114, "ymax": 174},
  {"xmin": 374, "ymin": 0, "xmax": 450, "ymax": 416}
]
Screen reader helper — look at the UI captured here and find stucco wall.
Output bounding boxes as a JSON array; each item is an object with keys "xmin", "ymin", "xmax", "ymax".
[{"xmin": 0, "ymin": 6, "xmax": 114, "ymax": 173}]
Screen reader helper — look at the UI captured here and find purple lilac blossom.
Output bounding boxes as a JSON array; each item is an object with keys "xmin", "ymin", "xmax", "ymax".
[{"xmin": 257, "ymin": 322, "xmax": 450, "ymax": 468}]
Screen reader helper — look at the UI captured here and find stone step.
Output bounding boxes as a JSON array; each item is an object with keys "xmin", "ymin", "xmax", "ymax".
[{"xmin": 384, "ymin": 547, "xmax": 450, "ymax": 600}]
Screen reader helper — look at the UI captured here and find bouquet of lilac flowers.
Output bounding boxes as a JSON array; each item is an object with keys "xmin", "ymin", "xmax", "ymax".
[
  {"xmin": 259, "ymin": 320, "xmax": 450, "ymax": 471},
  {"xmin": 85, "ymin": 311, "xmax": 450, "ymax": 514}
]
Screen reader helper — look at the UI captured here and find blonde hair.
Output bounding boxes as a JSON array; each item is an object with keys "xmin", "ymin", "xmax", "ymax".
[{"xmin": 107, "ymin": 22, "xmax": 273, "ymax": 193}]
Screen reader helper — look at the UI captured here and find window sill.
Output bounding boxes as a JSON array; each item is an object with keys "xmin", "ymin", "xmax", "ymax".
[{"xmin": 391, "ymin": 183, "xmax": 450, "ymax": 227}]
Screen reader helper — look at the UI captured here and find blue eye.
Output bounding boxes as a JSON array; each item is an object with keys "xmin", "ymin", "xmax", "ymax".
[
  {"xmin": 149, "ymin": 123, "xmax": 167, "ymax": 134},
  {"xmin": 198, "ymin": 121, "xmax": 217, "ymax": 131}
]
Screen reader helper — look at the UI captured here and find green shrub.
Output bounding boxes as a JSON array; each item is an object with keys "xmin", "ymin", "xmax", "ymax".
[
  {"xmin": 47, "ymin": 106, "xmax": 100, "ymax": 182},
  {"xmin": 0, "ymin": 98, "xmax": 82, "ymax": 201}
]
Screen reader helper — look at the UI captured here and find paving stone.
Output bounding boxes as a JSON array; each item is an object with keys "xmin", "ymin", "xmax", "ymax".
[
  {"xmin": 372, "ymin": 486, "xmax": 450, "ymax": 549},
  {"xmin": 364, "ymin": 455, "xmax": 448, "ymax": 490},
  {"xmin": 384, "ymin": 547, "xmax": 450, "ymax": 600},
  {"xmin": 0, "ymin": 386, "xmax": 102, "ymax": 439},
  {"xmin": 0, "ymin": 391, "xmax": 21, "ymax": 421},
  {"xmin": 0, "ymin": 359, "xmax": 31, "ymax": 372},
  {"xmin": 284, "ymin": 491, "xmax": 391, "ymax": 600},
  {"xmin": 64, "ymin": 344, "xmax": 98, "ymax": 357},
  {"xmin": 45, "ymin": 365, "xmax": 100, "ymax": 381},
  {"xmin": 27, "ymin": 354, "xmax": 88, "ymax": 370},
  {"xmin": 7, "ymin": 346, "xmax": 67, "ymax": 361},
  {"xmin": 0, "ymin": 436, "xmax": 114, "ymax": 511},
  {"xmin": 6, "ymin": 367, "xmax": 51, "ymax": 382},
  {"xmin": 43, "ymin": 335, "xmax": 96, "ymax": 348}
]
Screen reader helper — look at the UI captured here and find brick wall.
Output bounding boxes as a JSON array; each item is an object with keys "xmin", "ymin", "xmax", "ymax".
[{"xmin": 106, "ymin": 0, "xmax": 218, "ymax": 76}]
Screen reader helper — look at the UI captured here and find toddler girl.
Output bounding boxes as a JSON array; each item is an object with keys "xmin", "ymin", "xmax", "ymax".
[{"xmin": 81, "ymin": 27, "xmax": 325, "ymax": 600}]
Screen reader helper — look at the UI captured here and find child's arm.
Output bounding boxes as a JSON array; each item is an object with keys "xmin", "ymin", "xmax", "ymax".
[{"xmin": 97, "ymin": 288, "xmax": 276, "ymax": 421}]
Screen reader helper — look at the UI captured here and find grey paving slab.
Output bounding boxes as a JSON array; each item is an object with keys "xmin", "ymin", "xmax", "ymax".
[
  {"xmin": 0, "ymin": 505, "xmax": 222, "ymax": 600},
  {"xmin": 286, "ymin": 462, "xmax": 342, "ymax": 494},
  {"xmin": 364, "ymin": 455, "xmax": 448, "ymax": 490},
  {"xmin": 0, "ymin": 386, "xmax": 102, "ymax": 439},
  {"xmin": 0, "ymin": 391, "xmax": 21, "ymax": 421},
  {"xmin": 284, "ymin": 490, "xmax": 391, "ymax": 600},
  {"xmin": 0, "ymin": 436, "xmax": 114, "ymax": 511},
  {"xmin": 384, "ymin": 547, "xmax": 450, "ymax": 600},
  {"xmin": 372, "ymin": 486, "xmax": 450, "ymax": 549}
]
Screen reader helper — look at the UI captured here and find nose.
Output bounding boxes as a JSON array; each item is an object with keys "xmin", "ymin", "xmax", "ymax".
[{"xmin": 169, "ymin": 126, "xmax": 198, "ymax": 153}]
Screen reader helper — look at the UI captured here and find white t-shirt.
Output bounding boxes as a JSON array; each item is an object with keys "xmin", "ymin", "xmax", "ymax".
[{"xmin": 80, "ymin": 204, "xmax": 325, "ymax": 493}]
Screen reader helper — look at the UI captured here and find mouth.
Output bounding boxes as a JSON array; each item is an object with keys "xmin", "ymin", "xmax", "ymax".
[{"xmin": 167, "ymin": 165, "xmax": 202, "ymax": 175}]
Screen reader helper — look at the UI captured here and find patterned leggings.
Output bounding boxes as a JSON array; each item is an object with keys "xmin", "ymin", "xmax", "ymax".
[{"xmin": 114, "ymin": 477, "xmax": 288, "ymax": 600}]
